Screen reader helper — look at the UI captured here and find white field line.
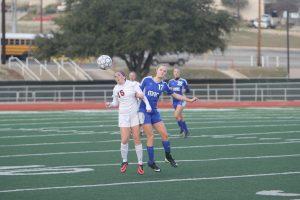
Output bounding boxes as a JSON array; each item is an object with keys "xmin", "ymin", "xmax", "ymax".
[
  {"xmin": 0, "ymin": 154, "xmax": 299, "ymax": 176},
  {"xmin": 32, "ymin": 153, "xmax": 300, "ymax": 168},
  {"xmin": 210, "ymin": 135, "xmax": 234, "ymax": 138},
  {"xmin": 0, "ymin": 127, "xmax": 103, "ymax": 133},
  {"xmin": 236, "ymin": 137, "xmax": 257, "ymax": 140},
  {"xmin": 0, "ymin": 130, "xmax": 299, "ymax": 147},
  {"xmin": 0, "ymin": 107, "xmax": 299, "ymax": 120},
  {"xmin": 0, "ymin": 117, "xmax": 117, "ymax": 123},
  {"xmin": 286, "ymin": 139, "xmax": 300, "ymax": 142},
  {"xmin": 0, "ymin": 128, "xmax": 299, "ymax": 141},
  {"xmin": 0, "ymin": 109, "xmax": 276, "ymax": 116},
  {"xmin": 1, "ymin": 141, "xmax": 300, "ymax": 158},
  {"xmin": 0, "ymin": 171, "xmax": 299, "ymax": 193},
  {"xmin": 0, "ymin": 121, "xmax": 116, "ymax": 127},
  {"xmin": 1, "ymin": 154, "xmax": 298, "ymax": 175},
  {"xmin": 1, "ymin": 122, "xmax": 300, "ymax": 137},
  {"xmin": 259, "ymin": 138, "xmax": 282, "ymax": 141},
  {"xmin": 0, "ymin": 107, "xmax": 298, "ymax": 116},
  {"xmin": 0, "ymin": 110, "xmax": 119, "ymax": 115},
  {"xmin": 1, "ymin": 118, "xmax": 300, "ymax": 127},
  {"xmin": 163, "ymin": 119, "xmax": 300, "ymax": 125},
  {"xmin": 0, "ymin": 129, "xmax": 110, "ymax": 139},
  {"xmin": 0, "ymin": 114, "xmax": 299, "ymax": 125},
  {"xmin": 0, "ymin": 132, "xmax": 107, "ymax": 139},
  {"xmin": 0, "ymin": 114, "xmax": 298, "ymax": 123}
]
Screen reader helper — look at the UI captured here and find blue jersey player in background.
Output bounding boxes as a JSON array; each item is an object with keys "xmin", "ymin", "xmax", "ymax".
[
  {"xmin": 168, "ymin": 68, "xmax": 190, "ymax": 137},
  {"xmin": 139, "ymin": 65, "xmax": 198, "ymax": 172}
]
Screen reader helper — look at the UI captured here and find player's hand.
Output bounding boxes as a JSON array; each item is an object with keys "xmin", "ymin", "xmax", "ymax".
[
  {"xmin": 190, "ymin": 97, "xmax": 198, "ymax": 102},
  {"xmin": 135, "ymin": 92, "xmax": 144, "ymax": 99},
  {"xmin": 146, "ymin": 106, "xmax": 152, "ymax": 113},
  {"xmin": 105, "ymin": 102, "xmax": 111, "ymax": 108}
]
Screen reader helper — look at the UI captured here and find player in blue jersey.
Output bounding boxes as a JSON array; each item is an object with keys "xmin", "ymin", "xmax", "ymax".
[
  {"xmin": 139, "ymin": 65, "xmax": 198, "ymax": 172},
  {"xmin": 168, "ymin": 68, "xmax": 190, "ymax": 138}
]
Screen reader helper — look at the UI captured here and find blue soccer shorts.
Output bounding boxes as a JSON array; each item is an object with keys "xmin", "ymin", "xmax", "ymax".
[
  {"xmin": 173, "ymin": 100, "xmax": 187, "ymax": 109},
  {"xmin": 138, "ymin": 111, "xmax": 162, "ymax": 125}
]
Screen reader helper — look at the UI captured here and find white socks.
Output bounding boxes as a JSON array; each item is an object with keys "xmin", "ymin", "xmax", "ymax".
[
  {"xmin": 135, "ymin": 144, "xmax": 143, "ymax": 165},
  {"xmin": 121, "ymin": 143, "xmax": 143, "ymax": 165},
  {"xmin": 121, "ymin": 143, "xmax": 128, "ymax": 163}
]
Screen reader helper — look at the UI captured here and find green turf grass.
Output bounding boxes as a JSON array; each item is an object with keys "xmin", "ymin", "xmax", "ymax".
[{"xmin": 0, "ymin": 108, "xmax": 299, "ymax": 200}]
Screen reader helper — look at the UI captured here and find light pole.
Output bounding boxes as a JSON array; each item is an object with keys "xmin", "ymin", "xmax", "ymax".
[
  {"xmin": 1, "ymin": 0, "xmax": 6, "ymax": 65},
  {"xmin": 40, "ymin": 0, "xmax": 43, "ymax": 33},
  {"xmin": 257, "ymin": 0, "xmax": 262, "ymax": 67},
  {"xmin": 11, "ymin": 0, "xmax": 17, "ymax": 32},
  {"xmin": 237, "ymin": 0, "xmax": 240, "ymax": 31},
  {"xmin": 286, "ymin": 9, "xmax": 290, "ymax": 78},
  {"xmin": 237, "ymin": 0, "xmax": 240, "ymax": 19}
]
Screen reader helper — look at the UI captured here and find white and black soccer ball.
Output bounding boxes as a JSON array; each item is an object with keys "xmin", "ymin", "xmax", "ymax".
[{"xmin": 97, "ymin": 55, "xmax": 112, "ymax": 70}]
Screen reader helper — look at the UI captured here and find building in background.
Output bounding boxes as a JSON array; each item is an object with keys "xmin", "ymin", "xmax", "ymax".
[
  {"xmin": 214, "ymin": 0, "xmax": 264, "ymax": 20},
  {"xmin": 5, "ymin": 0, "xmax": 63, "ymax": 8}
]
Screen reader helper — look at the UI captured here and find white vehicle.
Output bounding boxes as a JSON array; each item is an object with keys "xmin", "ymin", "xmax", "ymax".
[
  {"xmin": 57, "ymin": 2, "xmax": 67, "ymax": 12},
  {"xmin": 252, "ymin": 14, "xmax": 276, "ymax": 29},
  {"xmin": 152, "ymin": 52, "xmax": 189, "ymax": 66}
]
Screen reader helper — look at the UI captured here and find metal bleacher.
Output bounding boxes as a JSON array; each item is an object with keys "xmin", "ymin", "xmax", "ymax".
[{"xmin": 8, "ymin": 57, "xmax": 93, "ymax": 81}]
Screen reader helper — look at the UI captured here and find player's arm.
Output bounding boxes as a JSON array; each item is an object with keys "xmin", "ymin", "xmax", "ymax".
[
  {"xmin": 106, "ymin": 88, "xmax": 119, "ymax": 108},
  {"xmin": 134, "ymin": 84, "xmax": 152, "ymax": 112},
  {"xmin": 164, "ymin": 82, "xmax": 197, "ymax": 102},
  {"xmin": 171, "ymin": 93, "xmax": 198, "ymax": 103}
]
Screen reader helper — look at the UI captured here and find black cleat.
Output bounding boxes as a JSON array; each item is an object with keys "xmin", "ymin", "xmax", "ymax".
[
  {"xmin": 165, "ymin": 153, "xmax": 178, "ymax": 167},
  {"xmin": 148, "ymin": 162, "xmax": 161, "ymax": 172},
  {"xmin": 179, "ymin": 129, "xmax": 184, "ymax": 136},
  {"xmin": 184, "ymin": 131, "xmax": 190, "ymax": 138}
]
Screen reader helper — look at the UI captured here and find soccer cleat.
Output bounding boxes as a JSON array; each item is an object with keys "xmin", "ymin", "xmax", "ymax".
[
  {"xmin": 140, "ymin": 131, "xmax": 144, "ymax": 137},
  {"xmin": 165, "ymin": 153, "xmax": 178, "ymax": 168},
  {"xmin": 179, "ymin": 129, "xmax": 184, "ymax": 136},
  {"xmin": 137, "ymin": 164, "xmax": 144, "ymax": 175},
  {"xmin": 184, "ymin": 131, "xmax": 190, "ymax": 138},
  {"xmin": 148, "ymin": 162, "xmax": 161, "ymax": 172},
  {"xmin": 120, "ymin": 162, "xmax": 128, "ymax": 173}
]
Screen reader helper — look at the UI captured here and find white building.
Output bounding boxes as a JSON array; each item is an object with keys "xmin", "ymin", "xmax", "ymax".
[
  {"xmin": 213, "ymin": 0, "xmax": 265, "ymax": 20},
  {"xmin": 6, "ymin": 0, "xmax": 63, "ymax": 8}
]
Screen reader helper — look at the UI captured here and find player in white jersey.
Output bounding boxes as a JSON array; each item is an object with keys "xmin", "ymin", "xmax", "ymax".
[
  {"xmin": 106, "ymin": 71, "xmax": 151, "ymax": 175},
  {"xmin": 129, "ymin": 71, "xmax": 144, "ymax": 135}
]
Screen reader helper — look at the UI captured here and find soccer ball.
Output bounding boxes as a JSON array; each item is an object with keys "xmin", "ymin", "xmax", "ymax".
[{"xmin": 97, "ymin": 55, "xmax": 112, "ymax": 70}]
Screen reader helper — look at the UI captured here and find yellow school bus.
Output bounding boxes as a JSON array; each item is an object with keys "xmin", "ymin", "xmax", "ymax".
[{"xmin": 1, "ymin": 33, "xmax": 36, "ymax": 58}]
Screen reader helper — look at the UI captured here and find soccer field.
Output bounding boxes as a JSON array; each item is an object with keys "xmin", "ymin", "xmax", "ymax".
[{"xmin": 0, "ymin": 108, "xmax": 300, "ymax": 200}]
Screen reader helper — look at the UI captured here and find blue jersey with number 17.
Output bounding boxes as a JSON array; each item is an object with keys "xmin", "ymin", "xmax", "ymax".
[{"xmin": 139, "ymin": 76, "xmax": 174, "ymax": 112}]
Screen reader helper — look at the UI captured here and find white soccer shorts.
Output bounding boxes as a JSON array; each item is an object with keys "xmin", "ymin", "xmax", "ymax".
[
  {"xmin": 118, "ymin": 113, "xmax": 140, "ymax": 127},
  {"xmin": 138, "ymin": 112, "xmax": 145, "ymax": 125}
]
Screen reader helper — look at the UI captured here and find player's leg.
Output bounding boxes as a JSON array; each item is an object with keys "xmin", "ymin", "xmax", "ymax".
[
  {"xmin": 138, "ymin": 101, "xmax": 144, "ymax": 136},
  {"xmin": 120, "ymin": 127, "xmax": 131, "ymax": 173},
  {"xmin": 119, "ymin": 114, "xmax": 131, "ymax": 173},
  {"xmin": 181, "ymin": 111, "xmax": 190, "ymax": 137},
  {"xmin": 131, "ymin": 125, "xmax": 144, "ymax": 175},
  {"xmin": 130, "ymin": 114, "xmax": 144, "ymax": 175},
  {"xmin": 153, "ymin": 121, "xmax": 178, "ymax": 168},
  {"xmin": 178, "ymin": 104, "xmax": 190, "ymax": 137},
  {"xmin": 174, "ymin": 104, "xmax": 184, "ymax": 135},
  {"xmin": 143, "ymin": 123, "xmax": 161, "ymax": 171},
  {"xmin": 139, "ymin": 112, "xmax": 160, "ymax": 172},
  {"xmin": 177, "ymin": 102, "xmax": 190, "ymax": 137}
]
